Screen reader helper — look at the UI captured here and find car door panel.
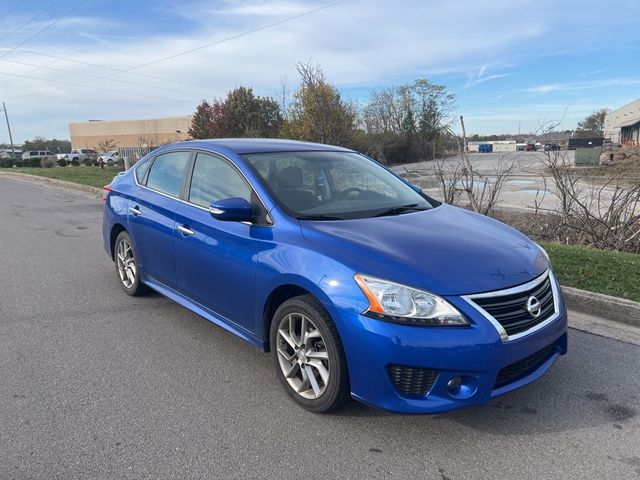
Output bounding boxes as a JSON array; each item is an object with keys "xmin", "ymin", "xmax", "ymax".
[
  {"xmin": 174, "ymin": 203, "xmax": 259, "ymax": 331},
  {"xmin": 173, "ymin": 151, "xmax": 263, "ymax": 332},
  {"xmin": 128, "ymin": 150, "xmax": 191, "ymax": 288},
  {"xmin": 128, "ymin": 188, "xmax": 181, "ymax": 288}
]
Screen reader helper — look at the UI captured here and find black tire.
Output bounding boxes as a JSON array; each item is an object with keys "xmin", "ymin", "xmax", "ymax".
[
  {"xmin": 114, "ymin": 231, "xmax": 148, "ymax": 296},
  {"xmin": 270, "ymin": 294, "xmax": 350, "ymax": 413}
]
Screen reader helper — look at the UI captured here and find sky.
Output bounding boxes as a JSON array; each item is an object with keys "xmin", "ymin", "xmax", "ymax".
[{"xmin": 1, "ymin": 0, "xmax": 639, "ymax": 143}]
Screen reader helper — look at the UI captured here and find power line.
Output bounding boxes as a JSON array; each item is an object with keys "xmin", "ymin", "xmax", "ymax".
[
  {"xmin": 0, "ymin": 0, "xmax": 91, "ymax": 60},
  {"xmin": 0, "ymin": 70, "xmax": 195, "ymax": 104},
  {"xmin": 119, "ymin": 0, "xmax": 347, "ymax": 73},
  {"xmin": 0, "ymin": 0, "xmax": 60, "ymax": 43},
  {"xmin": 0, "ymin": 0, "xmax": 346, "ymax": 100},
  {"xmin": 0, "ymin": 0, "xmax": 28, "ymax": 23},
  {"xmin": 0, "ymin": 56, "xmax": 211, "ymax": 98},
  {"xmin": 0, "ymin": 45, "xmax": 226, "ymax": 94}
]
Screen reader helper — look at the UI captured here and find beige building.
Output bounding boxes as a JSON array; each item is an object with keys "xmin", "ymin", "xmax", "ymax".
[
  {"xmin": 604, "ymin": 98, "xmax": 640, "ymax": 144},
  {"xmin": 69, "ymin": 116, "xmax": 192, "ymax": 150}
]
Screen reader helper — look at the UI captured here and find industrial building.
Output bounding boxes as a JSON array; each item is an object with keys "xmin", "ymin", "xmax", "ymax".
[
  {"xmin": 69, "ymin": 116, "xmax": 191, "ymax": 150},
  {"xmin": 604, "ymin": 98, "xmax": 640, "ymax": 145}
]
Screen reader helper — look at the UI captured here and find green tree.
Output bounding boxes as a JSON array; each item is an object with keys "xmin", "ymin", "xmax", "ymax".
[
  {"xmin": 576, "ymin": 108, "xmax": 609, "ymax": 137},
  {"xmin": 225, "ymin": 86, "xmax": 282, "ymax": 137},
  {"xmin": 22, "ymin": 137, "xmax": 71, "ymax": 153},
  {"xmin": 285, "ymin": 62, "xmax": 357, "ymax": 145},
  {"xmin": 362, "ymin": 79, "xmax": 455, "ymax": 163}
]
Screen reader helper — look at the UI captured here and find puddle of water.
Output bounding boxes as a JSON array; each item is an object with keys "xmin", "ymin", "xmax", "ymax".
[
  {"xmin": 520, "ymin": 188, "xmax": 552, "ymax": 195},
  {"xmin": 507, "ymin": 179, "xmax": 535, "ymax": 186}
]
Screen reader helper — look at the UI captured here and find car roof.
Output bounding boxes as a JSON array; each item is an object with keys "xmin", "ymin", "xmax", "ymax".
[{"xmin": 173, "ymin": 138, "xmax": 354, "ymax": 155}]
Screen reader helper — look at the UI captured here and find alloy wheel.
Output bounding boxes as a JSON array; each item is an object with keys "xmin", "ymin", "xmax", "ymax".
[
  {"xmin": 116, "ymin": 238, "xmax": 137, "ymax": 289},
  {"xmin": 276, "ymin": 312, "xmax": 330, "ymax": 399}
]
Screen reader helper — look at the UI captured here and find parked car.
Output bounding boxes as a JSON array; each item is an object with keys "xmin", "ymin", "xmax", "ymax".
[
  {"xmin": 525, "ymin": 143, "xmax": 537, "ymax": 151},
  {"xmin": 544, "ymin": 143, "xmax": 561, "ymax": 151},
  {"xmin": 102, "ymin": 139, "xmax": 567, "ymax": 414},
  {"xmin": 65, "ymin": 149, "xmax": 98, "ymax": 165},
  {"xmin": 22, "ymin": 150, "xmax": 54, "ymax": 161},
  {"xmin": 96, "ymin": 150, "xmax": 120, "ymax": 166}
]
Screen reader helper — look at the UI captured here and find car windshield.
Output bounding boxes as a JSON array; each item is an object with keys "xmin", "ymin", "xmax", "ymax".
[{"xmin": 243, "ymin": 151, "xmax": 435, "ymax": 220}]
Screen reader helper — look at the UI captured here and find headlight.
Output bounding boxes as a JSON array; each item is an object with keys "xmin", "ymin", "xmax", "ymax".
[{"xmin": 354, "ymin": 274, "xmax": 469, "ymax": 326}]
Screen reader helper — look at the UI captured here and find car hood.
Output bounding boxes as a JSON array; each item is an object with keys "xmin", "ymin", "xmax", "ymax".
[{"xmin": 299, "ymin": 204, "xmax": 548, "ymax": 296}]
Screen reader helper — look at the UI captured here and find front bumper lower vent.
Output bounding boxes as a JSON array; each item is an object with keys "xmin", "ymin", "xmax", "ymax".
[
  {"xmin": 388, "ymin": 365, "xmax": 438, "ymax": 397},
  {"xmin": 494, "ymin": 344, "xmax": 556, "ymax": 388}
]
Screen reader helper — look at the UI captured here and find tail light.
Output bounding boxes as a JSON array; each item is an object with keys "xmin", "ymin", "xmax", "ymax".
[{"xmin": 102, "ymin": 185, "xmax": 112, "ymax": 203}]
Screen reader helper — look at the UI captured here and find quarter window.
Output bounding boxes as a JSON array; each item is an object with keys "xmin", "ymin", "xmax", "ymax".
[
  {"xmin": 145, "ymin": 151, "xmax": 190, "ymax": 197},
  {"xmin": 188, "ymin": 153, "xmax": 252, "ymax": 208}
]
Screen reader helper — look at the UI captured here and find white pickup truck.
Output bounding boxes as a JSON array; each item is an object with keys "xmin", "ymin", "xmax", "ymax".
[{"xmin": 65, "ymin": 149, "xmax": 98, "ymax": 165}]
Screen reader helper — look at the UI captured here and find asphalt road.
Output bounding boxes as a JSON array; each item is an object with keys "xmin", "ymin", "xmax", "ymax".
[{"xmin": 1, "ymin": 175, "xmax": 639, "ymax": 480}]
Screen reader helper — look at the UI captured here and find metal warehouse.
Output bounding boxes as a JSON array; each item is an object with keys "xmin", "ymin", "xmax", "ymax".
[{"xmin": 604, "ymin": 98, "xmax": 640, "ymax": 145}]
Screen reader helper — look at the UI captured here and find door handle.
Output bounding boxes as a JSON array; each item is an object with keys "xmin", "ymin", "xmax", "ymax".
[
  {"xmin": 129, "ymin": 206, "xmax": 142, "ymax": 216},
  {"xmin": 177, "ymin": 225, "xmax": 195, "ymax": 236}
]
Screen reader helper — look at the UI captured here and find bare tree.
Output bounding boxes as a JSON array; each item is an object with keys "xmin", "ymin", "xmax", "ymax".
[
  {"xmin": 433, "ymin": 116, "xmax": 514, "ymax": 215},
  {"xmin": 541, "ymin": 149, "xmax": 640, "ymax": 251},
  {"xmin": 96, "ymin": 138, "xmax": 118, "ymax": 153}
]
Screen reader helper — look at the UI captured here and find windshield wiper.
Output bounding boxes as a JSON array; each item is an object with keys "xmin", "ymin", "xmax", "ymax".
[
  {"xmin": 373, "ymin": 204, "xmax": 427, "ymax": 217},
  {"xmin": 296, "ymin": 214, "xmax": 346, "ymax": 221}
]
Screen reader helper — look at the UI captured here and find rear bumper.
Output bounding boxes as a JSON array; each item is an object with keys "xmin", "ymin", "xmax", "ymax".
[{"xmin": 327, "ymin": 294, "xmax": 568, "ymax": 414}]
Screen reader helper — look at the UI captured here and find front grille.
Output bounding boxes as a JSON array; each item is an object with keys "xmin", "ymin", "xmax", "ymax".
[
  {"xmin": 388, "ymin": 365, "xmax": 438, "ymax": 397},
  {"xmin": 471, "ymin": 274, "xmax": 555, "ymax": 336},
  {"xmin": 494, "ymin": 344, "xmax": 556, "ymax": 388}
]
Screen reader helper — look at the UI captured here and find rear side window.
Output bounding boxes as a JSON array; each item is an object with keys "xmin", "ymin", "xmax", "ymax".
[
  {"xmin": 188, "ymin": 153, "xmax": 251, "ymax": 208},
  {"xmin": 135, "ymin": 158, "xmax": 151, "ymax": 183},
  {"xmin": 145, "ymin": 151, "xmax": 190, "ymax": 197}
]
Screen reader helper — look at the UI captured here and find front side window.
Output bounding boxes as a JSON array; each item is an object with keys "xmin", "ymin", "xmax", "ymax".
[
  {"xmin": 188, "ymin": 153, "xmax": 251, "ymax": 208},
  {"xmin": 243, "ymin": 151, "xmax": 435, "ymax": 220},
  {"xmin": 145, "ymin": 151, "xmax": 190, "ymax": 197}
]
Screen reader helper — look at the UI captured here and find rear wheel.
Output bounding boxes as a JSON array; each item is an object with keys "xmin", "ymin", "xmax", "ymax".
[
  {"xmin": 114, "ymin": 231, "xmax": 147, "ymax": 296},
  {"xmin": 270, "ymin": 295, "xmax": 350, "ymax": 412}
]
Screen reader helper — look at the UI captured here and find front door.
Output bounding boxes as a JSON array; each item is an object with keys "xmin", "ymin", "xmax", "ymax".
[{"xmin": 174, "ymin": 152, "xmax": 265, "ymax": 332}]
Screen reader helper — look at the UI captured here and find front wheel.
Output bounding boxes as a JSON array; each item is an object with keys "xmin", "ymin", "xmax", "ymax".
[
  {"xmin": 114, "ymin": 231, "xmax": 148, "ymax": 296},
  {"xmin": 270, "ymin": 295, "xmax": 350, "ymax": 413}
]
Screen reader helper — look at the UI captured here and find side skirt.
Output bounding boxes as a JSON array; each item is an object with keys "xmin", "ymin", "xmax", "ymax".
[{"xmin": 143, "ymin": 277, "xmax": 265, "ymax": 351}]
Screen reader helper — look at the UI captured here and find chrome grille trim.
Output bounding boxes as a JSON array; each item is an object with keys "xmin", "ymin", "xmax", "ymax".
[{"xmin": 461, "ymin": 270, "xmax": 561, "ymax": 343}]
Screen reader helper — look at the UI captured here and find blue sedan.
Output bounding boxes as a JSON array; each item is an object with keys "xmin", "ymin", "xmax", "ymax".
[{"xmin": 102, "ymin": 139, "xmax": 567, "ymax": 413}]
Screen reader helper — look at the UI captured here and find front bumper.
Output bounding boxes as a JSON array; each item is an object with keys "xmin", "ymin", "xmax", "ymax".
[{"xmin": 326, "ymin": 291, "xmax": 568, "ymax": 414}]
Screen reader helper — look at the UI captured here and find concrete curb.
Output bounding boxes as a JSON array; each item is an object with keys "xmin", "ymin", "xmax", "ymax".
[
  {"xmin": 562, "ymin": 286, "xmax": 640, "ymax": 328},
  {"xmin": 0, "ymin": 171, "xmax": 102, "ymax": 197}
]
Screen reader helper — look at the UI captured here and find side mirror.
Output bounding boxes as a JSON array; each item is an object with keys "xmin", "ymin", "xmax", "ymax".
[{"xmin": 209, "ymin": 197, "xmax": 253, "ymax": 222}]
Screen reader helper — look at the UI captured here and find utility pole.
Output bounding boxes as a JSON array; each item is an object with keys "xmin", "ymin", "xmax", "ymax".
[{"xmin": 2, "ymin": 102, "xmax": 16, "ymax": 164}]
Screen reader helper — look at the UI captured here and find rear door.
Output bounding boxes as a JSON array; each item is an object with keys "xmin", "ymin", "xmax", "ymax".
[
  {"xmin": 174, "ymin": 152, "xmax": 268, "ymax": 331},
  {"xmin": 128, "ymin": 150, "xmax": 191, "ymax": 288}
]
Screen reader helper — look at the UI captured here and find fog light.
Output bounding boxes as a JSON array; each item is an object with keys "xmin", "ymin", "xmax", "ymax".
[{"xmin": 447, "ymin": 377, "xmax": 462, "ymax": 393}]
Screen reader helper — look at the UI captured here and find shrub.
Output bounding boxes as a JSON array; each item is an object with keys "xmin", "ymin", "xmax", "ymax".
[
  {"xmin": 41, "ymin": 157, "xmax": 55, "ymax": 168},
  {"xmin": 56, "ymin": 158, "xmax": 68, "ymax": 167},
  {"xmin": 13, "ymin": 159, "xmax": 23, "ymax": 168},
  {"xmin": 23, "ymin": 157, "xmax": 42, "ymax": 167},
  {"xmin": 0, "ymin": 158, "xmax": 14, "ymax": 168},
  {"xmin": 70, "ymin": 158, "xmax": 80, "ymax": 166}
]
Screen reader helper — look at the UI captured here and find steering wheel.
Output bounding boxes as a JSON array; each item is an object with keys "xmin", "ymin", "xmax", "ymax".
[{"xmin": 338, "ymin": 187, "xmax": 362, "ymax": 198}]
